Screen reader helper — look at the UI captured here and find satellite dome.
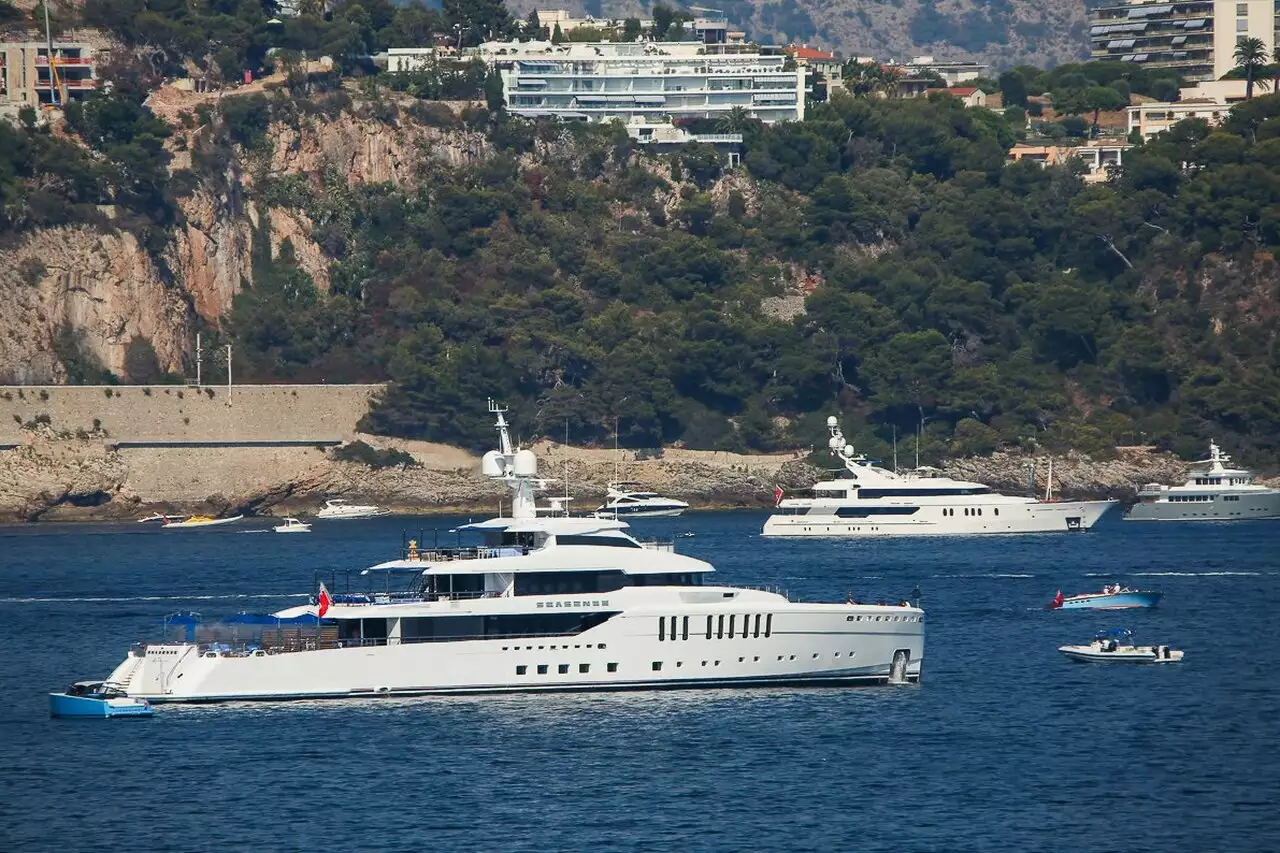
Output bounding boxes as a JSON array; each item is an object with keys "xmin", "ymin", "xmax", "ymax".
[
  {"xmin": 513, "ymin": 448, "xmax": 537, "ymax": 477},
  {"xmin": 826, "ymin": 416, "xmax": 838, "ymax": 428},
  {"xmin": 828, "ymin": 436, "xmax": 841, "ymax": 450},
  {"xmin": 841, "ymin": 445, "xmax": 855, "ymax": 458},
  {"xmin": 481, "ymin": 451, "xmax": 505, "ymax": 478}
]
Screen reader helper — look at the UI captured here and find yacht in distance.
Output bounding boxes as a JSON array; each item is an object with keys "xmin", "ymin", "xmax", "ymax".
[
  {"xmin": 594, "ymin": 482, "xmax": 690, "ymax": 518},
  {"xmin": 316, "ymin": 499, "xmax": 390, "ymax": 519},
  {"xmin": 94, "ymin": 402, "xmax": 923, "ymax": 703},
  {"xmin": 762, "ymin": 417, "xmax": 1118, "ymax": 537},
  {"xmin": 1126, "ymin": 440, "xmax": 1280, "ymax": 522}
]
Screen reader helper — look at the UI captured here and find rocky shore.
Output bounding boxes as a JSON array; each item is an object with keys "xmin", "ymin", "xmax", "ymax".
[{"xmin": 2, "ymin": 426, "xmax": 1252, "ymax": 523}]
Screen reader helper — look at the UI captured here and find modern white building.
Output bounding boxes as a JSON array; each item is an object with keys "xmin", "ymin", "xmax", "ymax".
[
  {"xmin": 1126, "ymin": 98, "xmax": 1231, "ymax": 137},
  {"xmin": 482, "ymin": 40, "xmax": 805, "ymax": 123},
  {"xmin": 904, "ymin": 56, "xmax": 986, "ymax": 85},
  {"xmin": 624, "ymin": 118, "xmax": 744, "ymax": 165},
  {"xmin": 1089, "ymin": 0, "xmax": 1274, "ymax": 83}
]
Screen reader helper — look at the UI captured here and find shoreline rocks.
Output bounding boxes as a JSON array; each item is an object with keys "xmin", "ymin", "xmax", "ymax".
[{"xmin": 4, "ymin": 431, "xmax": 1257, "ymax": 524}]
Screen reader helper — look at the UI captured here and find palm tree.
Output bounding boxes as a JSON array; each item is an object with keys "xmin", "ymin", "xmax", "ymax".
[
  {"xmin": 1233, "ymin": 37, "xmax": 1269, "ymax": 99},
  {"xmin": 716, "ymin": 105, "xmax": 751, "ymax": 134}
]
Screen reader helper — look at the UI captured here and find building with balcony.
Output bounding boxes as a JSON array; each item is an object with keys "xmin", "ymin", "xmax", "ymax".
[
  {"xmin": 1007, "ymin": 142, "xmax": 1131, "ymax": 182},
  {"xmin": 1089, "ymin": 0, "xmax": 1273, "ymax": 83},
  {"xmin": 784, "ymin": 44, "xmax": 844, "ymax": 95},
  {"xmin": 1126, "ymin": 97, "xmax": 1230, "ymax": 137},
  {"xmin": 0, "ymin": 40, "xmax": 98, "ymax": 110},
  {"xmin": 484, "ymin": 40, "xmax": 805, "ymax": 123},
  {"xmin": 624, "ymin": 118, "xmax": 744, "ymax": 164}
]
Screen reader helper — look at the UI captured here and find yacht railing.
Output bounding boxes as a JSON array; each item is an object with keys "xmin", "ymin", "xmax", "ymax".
[
  {"xmin": 722, "ymin": 583, "xmax": 790, "ymax": 598},
  {"xmin": 332, "ymin": 590, "xmax": 506, "ymax": 605},
  {"xmin": 155, "ymin": 629, "xmax": 604, "ymax": 657},
  {"xmin": 639, "ymin": 540, "xmax": 675, "ymax": 553},
  {"xmin": 400, "ymin": 546, "xmax": 533, "ymax": 562}
]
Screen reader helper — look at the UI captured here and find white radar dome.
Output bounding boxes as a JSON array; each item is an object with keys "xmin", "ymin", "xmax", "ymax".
[
  {"xmin": 826, "ymin": 416, "xmax": 838, "ymax": 427},
  {"xmin": 841, "ymin": 445, "xmax": 855, "ymax": 458},
  {"xmin": 481, "ymin": 451, "xmax": 506, "ymax": 477},
  {"xmin": 828, "ymin": 436, "xmax": 841, "ymax": 450},
  {"xmin": 513, "ymin": 448, "xmax": 538, "ymax": 477}
]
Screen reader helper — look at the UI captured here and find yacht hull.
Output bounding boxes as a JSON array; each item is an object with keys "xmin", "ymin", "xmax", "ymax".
[
  {"xmin": 1125, "ymin": 491, "xmax": 1280, "ymax": 521},
  {"xmin": 105, "ymin": 606, "xmax": 924, "ymax": 704},
  {"xmin": 762, "ymin": 500, "xmax": 1117, "ymax": 537}
]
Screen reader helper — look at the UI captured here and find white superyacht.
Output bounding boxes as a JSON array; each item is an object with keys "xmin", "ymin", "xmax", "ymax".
[
  {"xmin": 1126, "ymin": 440, "xmax": 1280, "ymax": 521},
  {"xmin": 97, "ymin": 403, "xmax": 923, "ymax": 703},
  {"xmin": 763, "ymin": 417, "xmax": 1117, "ymax": 537}
]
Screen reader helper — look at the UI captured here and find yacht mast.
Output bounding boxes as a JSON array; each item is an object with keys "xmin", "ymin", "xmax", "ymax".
[
  {"xmin": 892, "ymin": 425, "xmax": 898, "ymax": 474},
  {"xmin": 1045, "ymin": 457, "xmax": 1054, "ymax": 501}
]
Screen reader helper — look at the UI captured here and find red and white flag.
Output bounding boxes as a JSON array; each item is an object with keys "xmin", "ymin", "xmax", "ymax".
[
  {"xmin": 773, "ymin": 485, "xmax": 784, "ymax": 507},
  {"xmin": 1048, "ymin": 590, "xmax": 1064, "ymax": 610},
  {"xmin": 317, "ymin": 581, "xmax": 332, "ymax": 618}
]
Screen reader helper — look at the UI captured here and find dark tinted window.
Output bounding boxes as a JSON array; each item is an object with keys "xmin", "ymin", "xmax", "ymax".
[{"xmin": 556, "ymin": 535, "xmax": 642, "ymax": 548}]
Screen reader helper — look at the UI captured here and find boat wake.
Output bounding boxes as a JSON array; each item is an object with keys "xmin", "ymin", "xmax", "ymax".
[
  {"xmin": 0, "ymin": 592, "xmax": 309, "ymax": 603},
  {"xmin": 1131, "ymin": 571, "xmax": 1262, "ymax": 577},
  {"xmin": 930, "ymin": 573, "xmax": 1035, "ymax": 579}
]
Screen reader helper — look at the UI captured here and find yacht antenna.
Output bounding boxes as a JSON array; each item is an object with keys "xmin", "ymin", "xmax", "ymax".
[
  {"xmin": 915, "ymin": 421, "xmax": 920, "ymax": 470},
  {"xmin": 892, "ymin": 425, "xmax": 898, "ymax": 474},
  {"xmin": 564, "ymin": 418, "xmax": 570, "ymax": 506},
  {"xmin": 1045, "ymin": 457, "xmax": 1054, "ymax": 502}
]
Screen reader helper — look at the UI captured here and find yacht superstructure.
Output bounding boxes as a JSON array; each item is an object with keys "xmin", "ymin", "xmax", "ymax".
[
  {"xmin": 1126, "ymin": 441, "xmax": 1280, "ymax": 521},
  {"xmin": 97, "ymin": 403, "xmax": 923, "ymax": 703},
  {"xmin": 762, "ymin": 417, "xmax": 1117, "ymax": 537}
]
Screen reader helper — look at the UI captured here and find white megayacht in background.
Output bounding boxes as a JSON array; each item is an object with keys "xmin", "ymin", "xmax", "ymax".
[
  {"xmin": 1126, "ymin": 440, "xmax": 1280, "ymax": 521},
  {"xmin": 763, "ymin": 417, "xmax": 1117, "ymax": 537},
  {"xmin": 100, "ymin": 402, "xmax": 923, "ymax": 703}
]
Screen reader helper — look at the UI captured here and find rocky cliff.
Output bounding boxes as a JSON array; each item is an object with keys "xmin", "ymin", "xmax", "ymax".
[{"xmin": 0, "ymin": 90, "xmax": 493, "ymax": 383}]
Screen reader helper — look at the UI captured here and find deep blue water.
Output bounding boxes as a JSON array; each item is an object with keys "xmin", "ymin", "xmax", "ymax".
[{"xmin": 2, "ymin": 512, "xmax": 1279, "ymax": 852}]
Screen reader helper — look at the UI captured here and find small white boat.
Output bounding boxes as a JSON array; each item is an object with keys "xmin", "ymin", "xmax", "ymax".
[
  {"xmin": 161, "ymin": 514, "xmax": 243, "ymax": 529},
  {"xmin": 273, "ymin": 517, "xmax": 312, "ymax": 534},
  {"xmin": 316, "ymin": 499, "xmax": 390, "ymax": 519},
  {"xmin": 138, "ymin": 513, "xmax": 187, "ymax": 524},
  {"xmin": 1059, "ymin": 629, "xmax": 1184, "ymax": 664},
  {"xmin": 594, "ymin": 482, "xmax": 689, "ymax": 518}
]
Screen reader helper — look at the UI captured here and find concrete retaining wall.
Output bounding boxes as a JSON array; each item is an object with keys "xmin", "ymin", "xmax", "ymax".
[{"xmin": 0, "ymin": 384, "xmax": 383, "ymax": 445}]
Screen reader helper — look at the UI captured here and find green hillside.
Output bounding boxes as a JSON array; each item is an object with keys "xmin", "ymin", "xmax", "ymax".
[{"xmin": 2, "ymin": 0, "xmax": 1278, "ymax": 464}]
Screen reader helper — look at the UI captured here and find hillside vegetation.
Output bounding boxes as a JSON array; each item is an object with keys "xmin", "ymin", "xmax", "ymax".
[{"xmin": 1, "ymin": 0, "xmax": 1278, "ymax": 466}]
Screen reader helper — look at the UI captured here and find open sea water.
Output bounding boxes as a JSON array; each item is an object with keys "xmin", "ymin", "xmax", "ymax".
[{"xmin": 2, "ymin": 511, "xmax": 1278, "ymax": 852}]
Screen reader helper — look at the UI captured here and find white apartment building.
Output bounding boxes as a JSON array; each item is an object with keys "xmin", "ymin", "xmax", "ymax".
[
  {"xmin": 1090, "ymin": 0, "xmax": 1274, "ymax": 83},
  {"xmin": 482, "ymin": 40, "xmax": 804, "ymax": 123},
  {"xmin": 1127, "ymin": 99, "xmax": 1230, "ymax": 137}
]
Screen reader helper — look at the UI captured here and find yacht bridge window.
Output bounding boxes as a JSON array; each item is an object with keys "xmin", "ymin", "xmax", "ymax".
[
  {"xmin": 555, "ymin": 534, "xmax": 643, "ymax": 548},
  {"xmin": 514, "ymin": 571, "xmax": 702, "ymax": 596}
]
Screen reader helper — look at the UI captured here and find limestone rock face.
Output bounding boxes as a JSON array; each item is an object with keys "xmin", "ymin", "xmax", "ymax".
[
  {"xmin": 0, "ymin": 430, "xmax": 133, "ymax": 521},
  {"xmin": 0, "ymin": 102, "xmax": 475, "ymax": 380},
  {"xmin": 172, "ymin": 186, "xmax": 255, "ymax": 323},
  {"xmin": 0, "ymin": 226, "xmax": 192, "ymax": 382}
]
